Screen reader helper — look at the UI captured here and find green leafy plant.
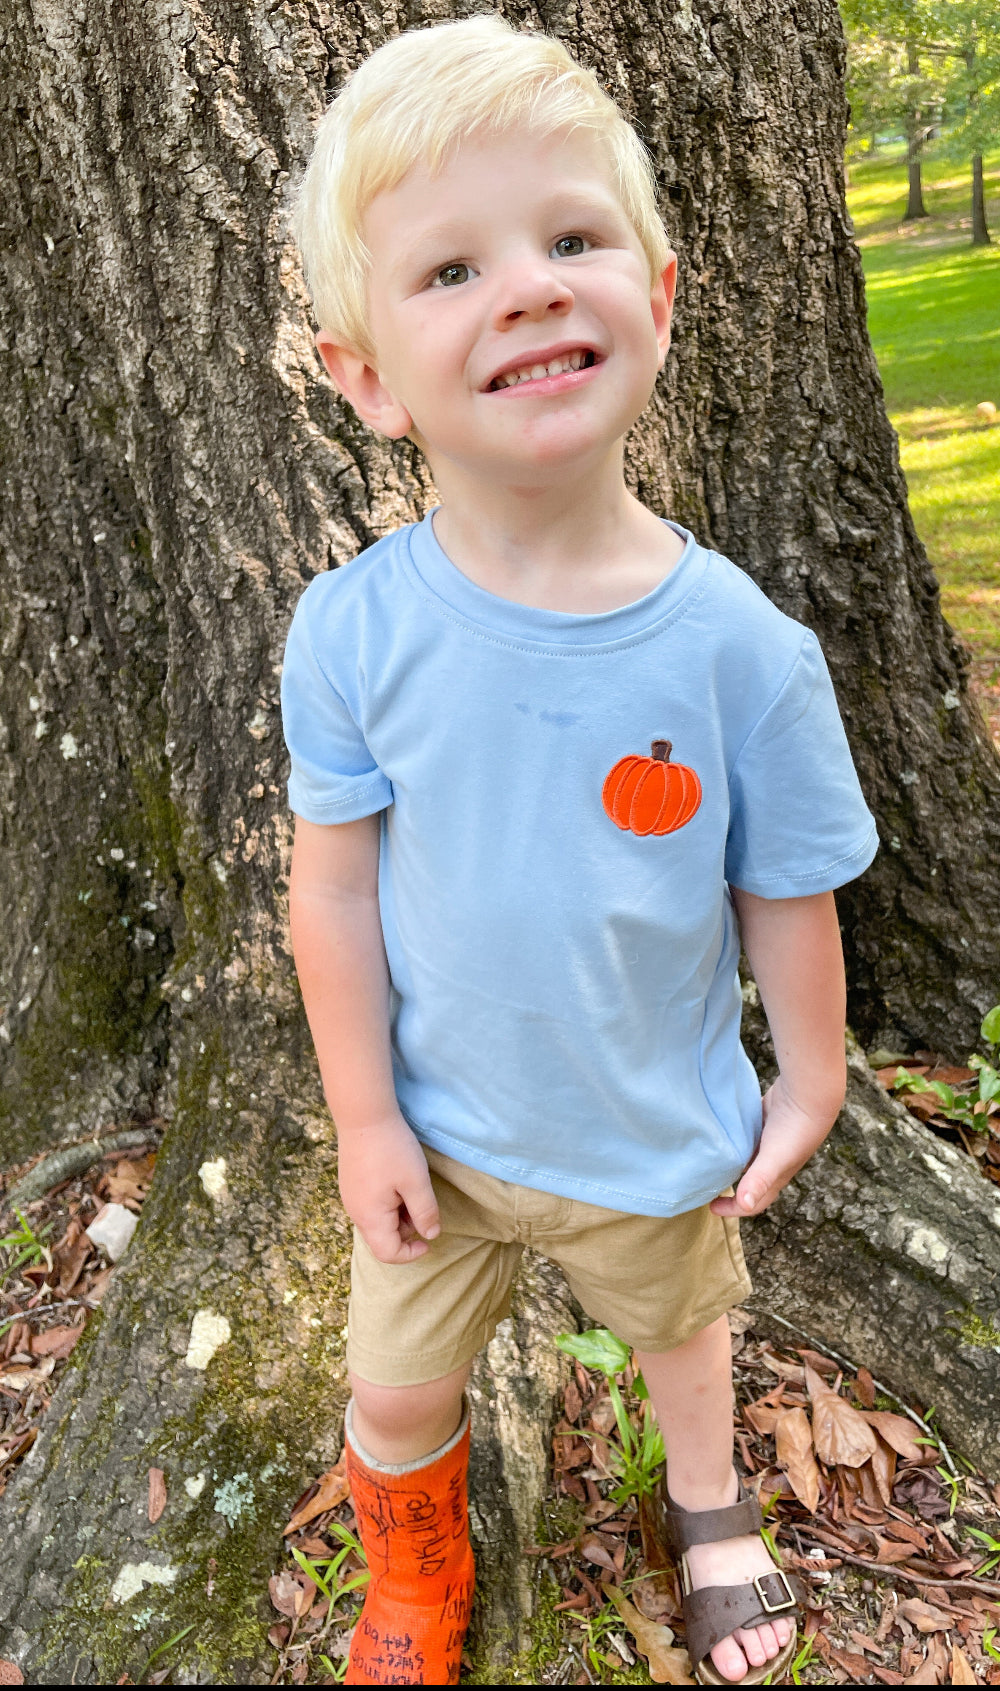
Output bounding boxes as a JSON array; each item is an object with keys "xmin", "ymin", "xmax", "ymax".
[
  {"xmin": 789, "ymin": 1633, "xmax": 817, "ymax": 1684},
  {"xmin": 892, "ymin": 1003, "xmax": 1000, "ymax": 1134},
  {"xmin": 0, "ymin": 1208, "xmax": 52, "ymax": 1290},
  {"xmin": 935, "ymin": 1465, "xmax": 963, "ymax": 1516},
  {"xmin": 983, "ymin": 1625, "xmax": 1000, "ymax": 1664},
  {"xmin": 291, "ymin": 1521, "xmax": 370, "ymax": 1608},
  {"xmin": 555, "ymin": 1327, "xmax": 665, "ymax": 1505},
  {"xmin": 138, "ymin": 1623, "xmax": 196, "ymax": 1684},
  {"xmin": 569, "ymin": 1597, "xmax": 635, "ymax": 1676},
  {"xmin": 967, "ymin": 1527, "xmax": 1000, "ymax": 1576}
]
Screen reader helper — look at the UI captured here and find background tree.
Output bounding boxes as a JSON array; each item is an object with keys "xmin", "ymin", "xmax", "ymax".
[
  {"xmin": 1, "ymin": 0, "xmax": 1000, "ymax": 1681},
  {"xmin": 935, "ymin": 0, "xmax": 1000, "ymax": 244},
  {"xmin": 842, "ymin": 0, "xmax": 1000, "ymax": 240},
  {"xmin": 841, "ymin": 0, "xmax": 949, "ymax": 215}
]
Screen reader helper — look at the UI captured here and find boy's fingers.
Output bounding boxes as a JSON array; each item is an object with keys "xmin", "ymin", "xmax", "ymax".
[
  {"xmin": 362, "ymin": 1216, "xmax": 430, "ymax": 1264},
  {"xmin": 399, "ymin": 1179, "xmax": 441, "ymax": 1241}
]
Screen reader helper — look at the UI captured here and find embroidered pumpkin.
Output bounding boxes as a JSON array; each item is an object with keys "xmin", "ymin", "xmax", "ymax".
[{"xmin": 602, "ymin": 739, "xmax": 702, "ymax": 836}]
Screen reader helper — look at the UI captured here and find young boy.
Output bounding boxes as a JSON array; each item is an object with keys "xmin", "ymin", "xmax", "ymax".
[{"xmin": 282, "ymin": 17, "xmax": 877, "ymax": 1686}]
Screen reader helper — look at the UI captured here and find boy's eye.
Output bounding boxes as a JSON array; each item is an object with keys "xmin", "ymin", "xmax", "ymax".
[
  {"xmin": 432, "ymin": 262, "xmax": 473, "ymax": 288},
  {"xmin": 551, "ymin": 234, "xmax": 588, "ymax": 258}
]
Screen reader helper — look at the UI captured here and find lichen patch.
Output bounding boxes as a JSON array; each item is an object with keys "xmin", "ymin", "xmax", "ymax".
[{"xmin": 110, "ymin": 1560, "xmax": 179, "ymax": 1604}]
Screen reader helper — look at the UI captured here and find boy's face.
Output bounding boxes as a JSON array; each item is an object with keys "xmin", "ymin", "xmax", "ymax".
[{"xmin": 317, "ymin": 128, "xmax": 675, "ymax": 487}]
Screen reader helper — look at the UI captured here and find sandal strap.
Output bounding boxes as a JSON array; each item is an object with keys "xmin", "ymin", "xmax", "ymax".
[
  {"xmin": 662, "ymin": 1481, "xmax": 763, "ymax": 1551},
  {"xmin": 682, "ymin": 1570, "xmax": 801, "ymax": 1671}
]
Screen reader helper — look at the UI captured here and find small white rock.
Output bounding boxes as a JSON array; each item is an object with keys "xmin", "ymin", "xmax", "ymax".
[
  {"xmin": 185, "ymin": 1310, "xmax": 231, "ymax": 1371},
  {"xmin": 198, "ymin": 1157, "xmax": 229, "ymax": 1203},
  {"xmin": 60, "ymin": 732, "xmax": 79, "ymax": 759},
  {"xmin": 184, "ymin": 1471, "xmax": 207, "ymax": 1499},
  {"xmin": 86, "ymin": 1203, "xmax": 138, "ymax": 1262}
]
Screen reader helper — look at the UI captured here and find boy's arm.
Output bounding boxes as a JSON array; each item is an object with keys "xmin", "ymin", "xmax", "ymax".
[
  {"xmin": 710, "ymin": 889, "xmax": 847, "ymax": 1219},
  {"xmin": 288, "ymin": 814, "xmax": 440, "ymax": 1261}
]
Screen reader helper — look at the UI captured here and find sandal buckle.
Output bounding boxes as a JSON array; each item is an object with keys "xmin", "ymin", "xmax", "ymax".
[{"xmin": 753, "ymin": 1570, "xmax": 795, "ymax": 1614}]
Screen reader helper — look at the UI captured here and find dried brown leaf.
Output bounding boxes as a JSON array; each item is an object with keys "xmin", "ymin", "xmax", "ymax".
[
  {"xmin": 774, "ymin": 1407, "xmax": 820, "ymax": 1511},
  {"xmin": 563, "ymin": 1378, "xmax": 583, "ymax": 1424},
  {"xmin": 877, "ymin": 1538, "xmax": 922, "ymax": 1564},
  {"xmin": 268, "ymin": 1570, "xmax": 301, "ymax": 1618},
  {"xmin": 906, "ymin": 1631, "xmax": 949, "ymax": 1683},
  {"xmin": 896, "ymin": 1599, "xmax": 954, "ymax": 1634},
  {"xmin": 282, "ymin": 1453, "xmax": 350, "ymax": 1535},
  {"xmin": 580, "ymin": 1534, "xmax": 618, "ymax": 1573},
  {"xmin": 856, "ymin": 1367, "xmax": 876, "ymax": 1409},
  {"xmin": 602, "ymin": 1583, "xmax": 694, "ymax": 1684},
  {"xmin": 829, "ymin": 1646, "xmax": 873, "ymax": 1680},
  {"xmin": 863, "ymin": 1412, "xmax": 927, "ymax": 1464},
  {"xmin": 758, "ymin": 1351, "xmax": 806, "ymax": 1384},
  {"xmin": 29, "ymin": 1325, "xmax": 83, "ymax": 1360},
  {"xmin": 148, "ymin": 1467, "xmax": 167, "ymax": 1524},
  {"xmin": 743, "ymin": 1402, "xmax": 784, "ymax": 1437},
  {"xmin": 870, "ymin": 1438, "xmax": 897, "ymax": 1504},
  {"xmin": 805, "ymin": 1364, "xmax": 878, "ymax": 1468},
  {"xmin": 950, "ymin": 1643, "xmax": 977, "ymax": 1685},
  {"xmin": 0, "ymin": 1663, "xmax": 25, "ymax": 1685},
  {"xmin": 589, "ymin": 1398, "xmax": 617, "ymax": 1437}
]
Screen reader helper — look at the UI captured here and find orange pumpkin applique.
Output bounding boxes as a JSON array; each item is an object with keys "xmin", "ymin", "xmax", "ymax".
[{"xmin": 602, "ymin": 739, "xmax": 702, "ymax": 836}]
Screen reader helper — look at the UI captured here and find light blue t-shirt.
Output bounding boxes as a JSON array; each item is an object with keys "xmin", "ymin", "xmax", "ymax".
[{"xmin": 281, "ymin": 513, "xmax": 878, "ymax": 1218}]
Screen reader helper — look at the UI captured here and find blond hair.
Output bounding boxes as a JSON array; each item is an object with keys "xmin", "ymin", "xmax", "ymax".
[{"xmin": 295, "ymin": 15, "xmax": 670, "ymax": 358}]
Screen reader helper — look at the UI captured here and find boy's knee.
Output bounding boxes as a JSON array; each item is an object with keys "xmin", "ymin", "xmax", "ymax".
[{"xmin": 348, "ymin": 1365, "xmax": 469, "ymax": 1461}]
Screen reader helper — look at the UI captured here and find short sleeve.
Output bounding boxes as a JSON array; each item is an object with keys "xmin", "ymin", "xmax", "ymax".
[
  {"xmin": 280, "ymin": 590, "xmax": 393, "ymax": 824},
  {"xmin": 724, "ymin": 631, "xmax": 878, "ymax": 896}
]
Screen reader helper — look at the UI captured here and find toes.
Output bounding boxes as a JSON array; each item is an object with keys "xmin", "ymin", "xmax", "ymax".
[
  {"xmin": 774, "ymin": 1616, "xmax": 794, "ymax": 1648},
  {"xmin": 710, "ymin": 1636, "xmax": 749, "ymax": 1683},
  {"xmin": 736, "ymin": 1624, "xmax": 772, "ymax": 1667}
]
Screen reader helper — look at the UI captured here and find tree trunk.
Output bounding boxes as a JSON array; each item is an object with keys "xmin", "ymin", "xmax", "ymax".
[
  {"xmin": 972, "ymin": 153, "xmax": 991, "ymax": 246},
  {"xmin": 903, "ymin": 39, "xmax": 929, "ymax": 221},
  {"xmin": 2, "ymin": 0, "xmax": 999, "ymax": 1681},
  {"xmin": 905, "ymin": 151, "xmax": 928, "ymax": 220},
  {"xmin": 740, "ymin": 999, "xmax": 1000, "ymax": 1481}
]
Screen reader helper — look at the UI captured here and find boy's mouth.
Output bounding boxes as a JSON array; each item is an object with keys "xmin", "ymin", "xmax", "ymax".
[{"xmin": 485, "ymin": 348, "xmax": 598, "ymax": 392}]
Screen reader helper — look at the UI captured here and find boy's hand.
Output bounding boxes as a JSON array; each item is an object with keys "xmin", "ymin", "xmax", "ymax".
[
  {"xmin": 709, "ymin": 1075, "xmax": 842, "ymax": 1218},
  {"xmin": 338, "ymin": 1115, "xmax": 441, "ymax": 1263}
]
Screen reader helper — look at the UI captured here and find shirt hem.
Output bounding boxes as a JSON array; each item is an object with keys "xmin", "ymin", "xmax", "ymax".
[
  {"xmin": 728, "ymin": 824, "xmax": 879, "ymax": 898},
  {"xmin": 287, "ymin": 777, "xmax": 392, "ymax": 824},
  {"xmin": 404, "ymin": 1118, "xmax": 745, "ymax": 1219}
]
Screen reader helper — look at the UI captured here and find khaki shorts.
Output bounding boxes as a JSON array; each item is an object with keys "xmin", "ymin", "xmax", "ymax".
[{"xmin": 346, "ymin": 1147, "xmax": 752, "ymax": 1387}]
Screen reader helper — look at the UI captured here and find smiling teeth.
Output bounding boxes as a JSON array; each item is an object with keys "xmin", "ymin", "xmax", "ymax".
[{"xmin": 492, "ymin": 350, "xmax": 590, "ymax": 389}]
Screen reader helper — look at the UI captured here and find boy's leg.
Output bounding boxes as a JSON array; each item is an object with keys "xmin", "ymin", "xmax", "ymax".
[
  {"xmin": 350, "ymin": 1362, "xmax": 470, "ymax": 1464},
  {"xmin": 345, "ymin": 1366, "xmax": 475, "ymax": 1686},
  {"xmin": 636, "ymin": 1316, "xmax": 794, "ymax": 1685}
]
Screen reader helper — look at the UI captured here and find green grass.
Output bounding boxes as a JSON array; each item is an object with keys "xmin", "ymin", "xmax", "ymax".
[{"xmin": 845, "ymin": 143, "xmax": 1000, "ymax": 657}]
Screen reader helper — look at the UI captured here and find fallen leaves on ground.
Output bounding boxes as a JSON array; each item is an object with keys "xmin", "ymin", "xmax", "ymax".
[
  {"xmin": 602, "ymin": 1581, "xmax": 694, "ymax": 1683},
  {"xmin": 0, "ymin": 1132, "xmax": 160, "ymax": 1501},
  {"xmin": 526, "ymin": 1315, "xmax": 1000, "ymax": 1686},
  {"xmin": 267, "ymin": 1462, "xmax": 370, "ymax": 1685}
]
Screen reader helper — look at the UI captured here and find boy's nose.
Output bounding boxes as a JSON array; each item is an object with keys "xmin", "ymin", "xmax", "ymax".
[{"xmin": 492, "ymin": 261, "xmax": 574, "ymax": 327}]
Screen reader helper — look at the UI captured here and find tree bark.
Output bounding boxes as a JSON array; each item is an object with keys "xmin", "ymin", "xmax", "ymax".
[
  {"xmin": 2, "ymin": 0, "xmax": 999, "ymax": 1681},
  {"xmin": 903, "ymin": 39, "xmax": 929, "ymax": 221},
  {"xmin": 972, "ymin": 153, "xmax": 991, "ymax": 246}
]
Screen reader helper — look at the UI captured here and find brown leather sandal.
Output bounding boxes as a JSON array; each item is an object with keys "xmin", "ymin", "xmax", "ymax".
[{"xmin": 661, "ymin": 1481, "xmax": 802, "ymax": 1686}]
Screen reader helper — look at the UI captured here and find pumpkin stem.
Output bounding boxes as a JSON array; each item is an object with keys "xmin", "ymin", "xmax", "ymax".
[{"xmin": 650, "ymin": 739, "xmax": 673, "ymax": 762}]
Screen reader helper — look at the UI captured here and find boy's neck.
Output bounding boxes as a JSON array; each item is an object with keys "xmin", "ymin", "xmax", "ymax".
[{"xmin": 427, "ymin": 447, "xmax": 685, "ymax": 615}]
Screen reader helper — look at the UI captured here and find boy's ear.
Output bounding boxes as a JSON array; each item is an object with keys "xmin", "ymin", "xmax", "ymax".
[
  {"xmin": 651, "ymin": 251, "xmax": 678, "ymax": 368},
  {"xmin": 314, "ymin": 331, "xmax": 414, "ymax": 440}
]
